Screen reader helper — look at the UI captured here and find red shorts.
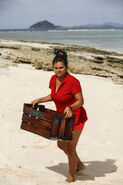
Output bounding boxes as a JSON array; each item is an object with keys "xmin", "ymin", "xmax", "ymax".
[{"xmin": 74, "ymin": 122, "xmax": 85, "ymax": 130}]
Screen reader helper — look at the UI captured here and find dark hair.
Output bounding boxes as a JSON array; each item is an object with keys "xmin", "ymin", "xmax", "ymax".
[{"xmin": 52, "ymin": 49, "xmax": 68, "ymax": 67}]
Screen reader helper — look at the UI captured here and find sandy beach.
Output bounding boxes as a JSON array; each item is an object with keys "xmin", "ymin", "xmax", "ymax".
[
  {"xmin": 0, "ymin": 59, "xmax": 123, "ymax": 185},
  {"xmin": 0, "ymin": 40, "xmax": 123, "ymax": 185}
]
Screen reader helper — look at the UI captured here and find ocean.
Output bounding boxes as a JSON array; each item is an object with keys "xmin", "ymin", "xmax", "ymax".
[{"xmin": 0, "ymin": 29, "xmax": 123, "ymax": 53}]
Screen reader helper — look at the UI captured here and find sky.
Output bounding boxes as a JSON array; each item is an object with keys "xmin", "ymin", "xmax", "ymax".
[{"xmin": 0, "ymin": 0, "xmax": 123, "ymax": 29}]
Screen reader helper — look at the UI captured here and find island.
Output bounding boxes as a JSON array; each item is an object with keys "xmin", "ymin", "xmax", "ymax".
[{"xmin": 29, "ymin": 20, "xmax": 123, "ymax": 30}]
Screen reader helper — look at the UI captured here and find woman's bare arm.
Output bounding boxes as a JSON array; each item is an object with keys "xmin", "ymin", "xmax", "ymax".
[
  {"xmin": 31, "ymin": 94, "xmax": 52, "ymax": 107},
  {"xmin": 70, "ymin": 92, "xmax": 84, "ymax": 110},
  {"xmin": 64, "ymin": 92, "xmax": 84, "ymax": 118}
]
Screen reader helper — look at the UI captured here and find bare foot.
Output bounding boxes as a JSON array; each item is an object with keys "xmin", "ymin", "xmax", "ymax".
[
  {"xmin": 66, "ymin": 175, "xmax": 74, "ymax": 183},
  {"xmin": 76, "ymin": 163, "xmax": 86, "ymax": 173}
]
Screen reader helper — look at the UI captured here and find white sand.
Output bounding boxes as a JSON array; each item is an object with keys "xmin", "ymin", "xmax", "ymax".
[{"xmin": 0, "ymin": 63, "xmax": 123, "ymax": 185}]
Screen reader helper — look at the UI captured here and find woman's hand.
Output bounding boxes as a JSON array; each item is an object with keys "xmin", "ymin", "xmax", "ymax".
[
  {"xmin": 64, "ymin": 106, "xmax": 73, "ymax": 118},
  {"xmin": 31, "ymin": 99, "xmax": 39, "ymax": 108}
]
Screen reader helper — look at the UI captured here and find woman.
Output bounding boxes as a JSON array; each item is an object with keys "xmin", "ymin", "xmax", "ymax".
[{"xmin": 31, "ymin": 49, "xmax": 87, "ymax": 183}]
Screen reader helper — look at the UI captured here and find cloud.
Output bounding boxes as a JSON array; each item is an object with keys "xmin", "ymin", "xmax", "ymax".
[{"xmin": 0, "ymin": 0, "xmax": 59, "ymax": 6}]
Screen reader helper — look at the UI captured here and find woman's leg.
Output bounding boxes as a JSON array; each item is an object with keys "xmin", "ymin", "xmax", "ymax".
[
  {"xmin": 75, "ymin": 152, "xmax": 86, "ymax": 172},
  {"xmin": 57, "ymin": 140, "xmax": 85, "ymax": 171},
  {"xmin": 57, "ymin": 140, "xmax": 68, "ymax": 155},
  {"xmin": 66, "ymin": 129, "xmax": 82, "ymax": 182},
  {"xmin": 57, "ymin": 130, "xmax": 85, "ymax": 182}
]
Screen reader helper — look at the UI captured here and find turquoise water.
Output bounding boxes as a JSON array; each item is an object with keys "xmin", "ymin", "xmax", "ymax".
[{"xmin": 0, "ymin": 30, "xmax": 123, "ymax": 52}]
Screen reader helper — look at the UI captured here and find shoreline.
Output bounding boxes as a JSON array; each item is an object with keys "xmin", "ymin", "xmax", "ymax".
[
  {"xmin": 0, "ymin": 39, "xmax": 123, "ymax": 84},
  {"xmin": 0, "ymin": 37, "xmax": 123, "ymax": 53},
  {"xmin": 1, "ymin": 38, "xmax": 123, "ymax": 53},
  {"xmin": 0, "ymin": 38, "xmax": 123, "ymax": 55},
  {"xmin": 0, "ymin": 29, "xmax": 123, "ymax": 53}
]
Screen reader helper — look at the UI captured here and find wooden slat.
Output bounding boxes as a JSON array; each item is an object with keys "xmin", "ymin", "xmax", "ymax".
[
  {"xmin": 24, "ymin": 103, "xmax": 45, "ymax": 111},
  {"xmin": 64, "ymin": 118, "xmax": 74, "ymax": 140},
  {"xmin": 51, "ymin": 118, "xmax": 60, "ymax": 137},
  {"xmin": 37, "ymin": 104, "xmax": 45, "ymax": 111},
  {"xmin": 58, "ymin": 119, "xmax": 66, "ymax": 139},
  {"xmin": 45, "ymin": 108, "xmax": 65, "ymax": 118},
  {"xmin": 21, "ymin": 121, "xmax": 51, "ymax": 139},
  {"xmin": 22, "ymin": 114, "xmax": 52, "ymax": 130},
  {"xmin": 23, "ymin": 105, "xmax": 52, "ymax": 123}
]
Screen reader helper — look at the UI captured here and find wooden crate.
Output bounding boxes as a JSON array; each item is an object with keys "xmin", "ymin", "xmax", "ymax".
[{"xmin": 21, "ymin": 103, "xmax": 75, "ymax": 141}]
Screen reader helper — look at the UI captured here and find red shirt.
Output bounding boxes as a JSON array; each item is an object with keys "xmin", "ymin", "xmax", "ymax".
[{"xmin": 49, "ymin": 73, "xmax": 87, "ymax": 130}]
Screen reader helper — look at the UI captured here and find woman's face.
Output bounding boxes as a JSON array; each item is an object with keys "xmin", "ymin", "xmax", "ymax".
[{"xmin": 53, "ymin": 61, "xmax": 67, "ymax": 77}]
